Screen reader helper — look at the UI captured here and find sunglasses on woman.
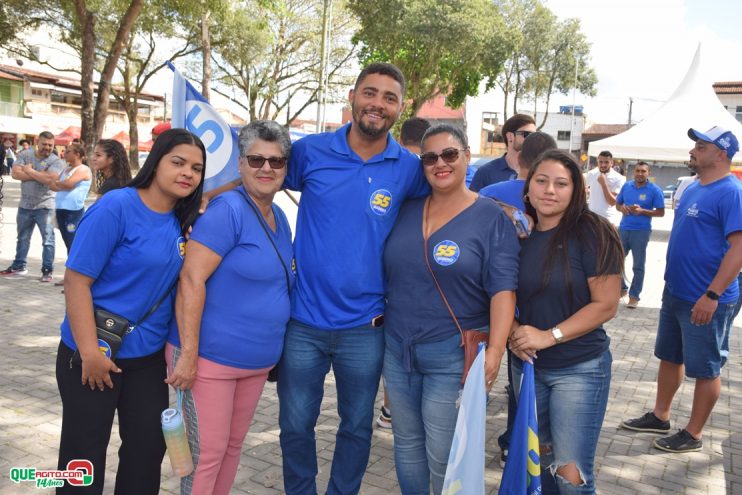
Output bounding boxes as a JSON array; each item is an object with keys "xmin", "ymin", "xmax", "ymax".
[
  {"xmin": 420, "ymin": 148, "xmax": 467, "ymax": 167},
  {"xmin": 243, "ymin": 155, "xmax": 287, "ymax": 169}
]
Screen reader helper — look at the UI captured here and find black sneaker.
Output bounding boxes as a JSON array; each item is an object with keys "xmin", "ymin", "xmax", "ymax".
[
  {"xmin": 620, "ymin": 412, "xmax": 671, "ymax": 433},
  {"xmin": 0, "ymin": 266, "xmax": 28, "ymax": 277},
  {"xmin": 653, "ymin": 429, "xmax": 702, "ymax": 453},
  {"xmin": 376, "ymin": 406, "xmax": 392, "ymax": 429}
]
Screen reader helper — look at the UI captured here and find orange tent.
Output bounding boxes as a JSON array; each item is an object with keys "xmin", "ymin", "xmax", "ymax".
[
  {"xmin": 55, "ymin": 126, "xmax": 81, "ymax": 146},
  {"xmin": 109, "ymin": 130, "xmax": 151, "ymax": 151}
]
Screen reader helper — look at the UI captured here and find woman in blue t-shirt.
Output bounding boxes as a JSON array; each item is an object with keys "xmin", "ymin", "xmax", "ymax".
[
  {"xmin": 164, "ymin": 120, "xmax": 294, "ymax": 495},
  {"xmin": 383, "ymin": 124, "xmax": 519, "ymax": 494},
  {"xmin": 509, "ymin": 150, "xmax": 623, "ymax": 495},
  {"xmin": 50, "ymin": 143, "xmax": 92, "ymax": 254},
  {"xmin": 55, "ymin": 129, "xmax": 206, "ymax": 495}
]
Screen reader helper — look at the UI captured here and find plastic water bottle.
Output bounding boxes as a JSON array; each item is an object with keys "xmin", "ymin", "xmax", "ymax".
[{"xmin": 161, "ymin": 407, "xmax": 194, "ymax": 477}]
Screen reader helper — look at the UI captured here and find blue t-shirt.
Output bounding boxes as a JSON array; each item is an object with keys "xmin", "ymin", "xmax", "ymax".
[
  {"xmin": 515, "ymin": 225, "xmax": 617, "ymax": 369},
  {"xmin": 666, "ymin": 175, "xmax": 742, "ymax": 303},
  {"xmin": 284, "ymin": 123, "xmax": 429, "ymax": 330},
  {"xmin": 616, "ymin": 180, "xmax": 664, "ymax": 231},
  {"xmin": 384, "ymin": 197, "xmax": 520, "ymax": 370},
  {"xmin": 60, "ymin": 187, "xmax": 185, "ymax": 358},
  {"xmin": 479, "ymin": 179, "xmax": 526, "ymax": 211},
  {"xmin": 167, "ymin": 187, "xmax": 295, "ymax": 369},
  {"xmin": 469, "ymin": 155, "xmax": 516, "ymax": 192}
]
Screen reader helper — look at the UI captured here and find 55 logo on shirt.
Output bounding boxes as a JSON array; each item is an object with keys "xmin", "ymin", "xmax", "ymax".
[
  {"xmin": 433, "ymin": 240, "xmax": 460, "ymax": 266},
  {"xmin": 370, "ymin": 189, "xmax": 392, "ymax": 215}
]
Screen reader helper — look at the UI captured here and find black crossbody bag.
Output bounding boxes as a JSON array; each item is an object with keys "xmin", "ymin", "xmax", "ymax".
[
  {"xmin": 70, "ymin": 280, "xmax": 178, "ymax": 366},
  {"xmin": 237, "ymin": 188, "xmax": 291, "ymax": 382}
]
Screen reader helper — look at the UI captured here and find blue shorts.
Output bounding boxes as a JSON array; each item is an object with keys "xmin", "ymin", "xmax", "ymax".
[{"xmin": 655, "ymin": 286, "xmax": 736, "ymax": 379}]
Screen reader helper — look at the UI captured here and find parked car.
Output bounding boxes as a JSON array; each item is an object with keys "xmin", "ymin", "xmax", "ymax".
[
  {"xmin": 138, "ymin": 152, "xmax": 149, "ymax": 169},
  {"xmin": 663, "ymin": 183, "xmax": 678, "ymax": 200}
]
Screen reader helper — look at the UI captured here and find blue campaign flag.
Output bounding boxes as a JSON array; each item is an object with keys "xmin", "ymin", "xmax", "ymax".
[
  {"xmin": 168, "ymin": 61, "xmax": 241, "ymax": 192},
  {"xmin": 499, "ymin": 361, "xmax": 541, "ymax": 495},
  {"xmin": 442, "ymin": 344, "xmax": 486, "ymax": 495}
]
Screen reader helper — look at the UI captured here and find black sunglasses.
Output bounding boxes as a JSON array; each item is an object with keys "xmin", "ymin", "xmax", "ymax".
[
  {"xmin": 514, "ymin": 130, "xmax": 532, "ymax": 138},
  {"xmin": 243, "ymin": 155, "xmax": 287, "ymax": 169},
  {"xmin": 420, "ymin": 148, "xmax": 467, "ymax": 166}
]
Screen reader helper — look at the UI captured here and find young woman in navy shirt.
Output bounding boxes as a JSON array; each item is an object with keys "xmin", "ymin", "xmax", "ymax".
[{"xmin": 55, "ymin": 129, "xmax": 205, "ymax": 495}]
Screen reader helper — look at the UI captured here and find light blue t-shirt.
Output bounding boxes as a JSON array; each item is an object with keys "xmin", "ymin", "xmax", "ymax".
[
  {"xmin": 56, "ymin": 165, "xmax": 92, "ymax": 210},
  {"xmin": 167, "ymin": 187, "xmax": 295, "ymax": 369},
  {"xmin": 284, "ymin": 123, "xmax": 430, "ymax": 330},
  {"xmin": 616, "ymin": 180, "xmax": 665, "ymax": 231},
  {"xmin": 479, "ymin": 179, "xmax": 526, "ymax": 211},
  {"xmin": 60, "ymin": 187, "xmax": 185, "ymax": 358},
  {"xmin": 666, "ymin": 176, "xmax": 742, "ymax": 303}
]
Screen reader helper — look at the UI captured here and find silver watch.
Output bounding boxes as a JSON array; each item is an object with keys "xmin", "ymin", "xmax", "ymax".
[{"xmin": 551, "ymin": 327, "xmax": 564, "ymax": 344}]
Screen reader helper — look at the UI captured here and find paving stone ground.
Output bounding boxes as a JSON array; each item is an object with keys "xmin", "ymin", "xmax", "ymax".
[{"xmin": 0, "ymin": 176, "xmax": 739, "ymax": 494}]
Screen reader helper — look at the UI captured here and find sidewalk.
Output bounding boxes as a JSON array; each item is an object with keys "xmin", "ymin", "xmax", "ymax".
[{"xmin": 0, "ymin": 176, "xmax": 739, "ymax": 494}]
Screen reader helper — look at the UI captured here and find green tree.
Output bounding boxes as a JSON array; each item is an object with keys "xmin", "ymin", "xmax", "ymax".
[
  {"xmin": 348, "ymin": 0, "xmax": 511, "ymax": 119},
  {"xmin": 212, "ymin": 0, "xmax": 356, "ymax": 123}
]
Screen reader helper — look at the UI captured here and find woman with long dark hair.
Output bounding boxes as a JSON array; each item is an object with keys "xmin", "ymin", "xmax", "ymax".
[
  {"xmin": 508, "ymin": 149, "xmax": 623, "ymax": 495},
  {"xmin": 91, "ymin": 138, "xmax": 131, "ymax": 196},
  {"xmin": 55, "ymin": 129, "xmax": 206, "ymax": 495}
]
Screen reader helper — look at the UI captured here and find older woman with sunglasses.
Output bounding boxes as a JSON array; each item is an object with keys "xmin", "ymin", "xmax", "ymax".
[
  {"xmin": 165, "ymin": 120, "xmax": 295, "ymax": 495},
  {"xmin": 383, "ymin": 124, "xmax": 520, "ymax": 494}
]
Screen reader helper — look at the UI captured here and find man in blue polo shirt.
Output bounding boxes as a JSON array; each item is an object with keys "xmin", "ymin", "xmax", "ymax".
[
  {"xmin": 615, "ymin": 161, "xmax": 665, "ymax": 308},
  {"xmin": 278, "ymin": 63, "xmax": 428, "ymax": 494},
  {"xmin": 621, "ymin": 126, "xmax": 742, "ymax": 453},
  {"xmin": 469, "ymin": 113, "xmax": 536, "ymax": 192}
]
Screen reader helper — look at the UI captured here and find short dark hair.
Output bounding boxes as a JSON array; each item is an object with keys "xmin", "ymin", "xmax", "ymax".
[
  {"xmin": 598, "ymin": 150, "xmax": 613, "ymax": 159},
  {"xmin": 421, "ymin": 124, "xmax": 468, "ymax": 149},
  {"xmin": 635, "ymin": 160, "xmax": 650, "ymax": 169},
  {"xmin": 129, "ymin": 128, "xmax": 206, "ymax": 235},
  {"xmin": 519, "ymin": 132, "xmax": 557, "ymax": 170},
  {"xmin": 400, "ymin": 118, "xmax": 431, "ymax": 147},
  {"xmin": 38, "ymin": 131, "xmax": 54, "ymax": 141},
  {"xmin": 19, "ymin": 139, "xmax": 30, "ymax": 146},
  {"xmin": 355, "ymin": 62, "xmax": 406, "ymax": 97},
  {"xmin": 502, "ymin": 114, "xmax": 535, "ymax": 138}
]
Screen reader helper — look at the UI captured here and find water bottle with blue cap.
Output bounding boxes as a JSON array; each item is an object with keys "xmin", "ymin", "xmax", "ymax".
[{"xmin": 161, "ymin": 389, "xmax": 194, "ymax": 477}]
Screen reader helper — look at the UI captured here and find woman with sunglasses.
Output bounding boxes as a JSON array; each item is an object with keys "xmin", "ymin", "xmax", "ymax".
[
  {"xmin": 165, "ymin": 120, "xmax": 294, "ymax": 495},
  {"xmin": 383, "ymin": 124, "xmax": 519, "ymax": 494},
  {"xmin": 56, "ymin": 129, "xmax": 205, "ymax": 495},
  {"xmin": 50, "ymin": 143, "xmax": 92, "ymax": 254},
  {"xmin": 509, "ymin": 150, "xmax": 623, "ymax": 495}
]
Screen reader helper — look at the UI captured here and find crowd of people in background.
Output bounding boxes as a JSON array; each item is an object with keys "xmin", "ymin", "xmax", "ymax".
[{"xmin": 0, "ymin": 61, "xmax": 740, "ymax": 495}]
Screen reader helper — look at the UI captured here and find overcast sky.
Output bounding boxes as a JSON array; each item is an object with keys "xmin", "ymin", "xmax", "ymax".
[{"xmin": 545, "ymin": 0, "xmax": 742, "ymax": 123}]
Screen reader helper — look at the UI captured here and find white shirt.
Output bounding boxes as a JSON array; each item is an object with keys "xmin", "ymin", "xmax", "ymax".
[{"xmin": 587, "ymin": 167, "xmax": 625, "ymax": 225}]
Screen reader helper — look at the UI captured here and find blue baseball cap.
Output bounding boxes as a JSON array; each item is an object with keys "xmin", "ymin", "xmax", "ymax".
[{"xmin": 687, "ymin": 126, "xmax": 739, "ymax": 159}]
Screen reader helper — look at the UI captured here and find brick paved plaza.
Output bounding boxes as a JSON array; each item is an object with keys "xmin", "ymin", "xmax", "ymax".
[{"xmin": 0, "ymin": 176, "xmax": 739, "ymax": 494}]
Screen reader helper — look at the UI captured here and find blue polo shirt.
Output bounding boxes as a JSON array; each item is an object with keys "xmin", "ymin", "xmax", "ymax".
[
  {"xmin": 666, "ymin": 175, "xmax": 742, "ymax": 304},
  {"xmin": 479, "ymin": 179, "xmax": 526, "ymax": 211},
  {"xmin": 616, "ymin": 180, "xmax": 665, "ymax": 231},
  {"xmin": 284, "ymin": 123, "xmax": 429, "ymax": 330},
  {"xmin": 469, "ymin": 154, "xmax": 516, "ymax": 192}
]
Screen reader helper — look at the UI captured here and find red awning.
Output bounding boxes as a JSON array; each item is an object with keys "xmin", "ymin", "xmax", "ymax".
[{"xmin": 55, "ymin": 126, "xmax": 81, "ymax": 146}]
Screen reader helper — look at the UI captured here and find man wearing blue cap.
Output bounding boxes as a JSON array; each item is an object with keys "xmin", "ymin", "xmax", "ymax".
[{"xmin": 620, "ymin": 126, "xmax": 742, "ymax": 453}]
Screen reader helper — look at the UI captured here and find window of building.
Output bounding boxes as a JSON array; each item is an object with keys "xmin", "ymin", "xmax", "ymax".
[
  {"xmin": 482, "ymin": 112, "xmax": 499, "ymax": 143},
  {"xmin": 557, "ymin": 130, "xmax": 571, "ymax": 141}
]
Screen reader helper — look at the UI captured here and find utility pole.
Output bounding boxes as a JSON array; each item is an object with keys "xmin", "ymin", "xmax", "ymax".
[
  {"xmin": 628, "ymin": 97, "xmax": 633, "ymax": 125},
  {"xmin": 315, "ymin": 0, "xmax": 332, "ymax": 134},
  {"xmin": 568, "ymin": 59, "xmax": 579, "ymax": 153}
]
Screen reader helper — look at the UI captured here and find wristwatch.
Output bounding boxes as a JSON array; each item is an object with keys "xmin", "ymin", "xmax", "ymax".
[
  {"xmin": 551, "ymin": 327, "xmax": 564, "ymax": 344},
  {"xmin": 705, "ymin": 290, "xmax": 720, "ymax": 301}
]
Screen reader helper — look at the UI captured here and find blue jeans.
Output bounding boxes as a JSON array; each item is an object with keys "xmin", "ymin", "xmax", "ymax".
[
  {"xmin": 513, "ymin": 350, "xmax": 612, "ymax": 495},
  {"xmin": 383, "ymin": 333, "xmax": 463, "ymax": 495},
  {"xmin": 277, "ymin": 320, "xmax": 384, "ymax": 495},
  {"xmin": 56, "ymin": 208, "xmax": 85, "ymax": 254},
  {"xmin": 13, "ymin": 207, "xmax": 55, "ymax": 273},
  {"xmin": 619, "ymin": 229, "xmax": 650, "ymax": 299},
  {"xmin": 655, "ymin": 286, "xmax": 736, "ymax": 378}
]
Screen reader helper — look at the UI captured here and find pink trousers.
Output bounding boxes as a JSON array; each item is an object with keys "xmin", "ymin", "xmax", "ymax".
[{"xmin": 165, "ymin": 343, "xmax": 270, "ymax": 495}]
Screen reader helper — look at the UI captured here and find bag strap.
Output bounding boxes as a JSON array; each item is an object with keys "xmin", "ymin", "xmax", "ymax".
[
  {"xmin": 128, "ymin": 276, "xmax": 179, "ymax": 333},
  {"xmin": 421, "ymin": 196, "xmax": 464, "ymax": 341},
  {"xmin": 236, "ymin": 188, "xmax": 291, "ymax": 290}
]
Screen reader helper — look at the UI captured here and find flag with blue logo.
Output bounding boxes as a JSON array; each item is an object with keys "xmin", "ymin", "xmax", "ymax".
[
  {"xmin": 499, "ymin": 361, "xmax": 541, "ymax": 495},
  {"xmin": 168, "ymin": 61, "xmax": 240, "ymax": 192},
  {"xmin": 442, "ymin": 344, "xmax": 486, "ymax": 495}
]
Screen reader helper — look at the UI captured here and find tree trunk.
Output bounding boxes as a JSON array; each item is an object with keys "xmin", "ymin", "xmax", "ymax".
[
  {"xmin": 201, "ymin": 10, "xmax": 211, "ymax": 101},
  {"xmin": 73, "ymin": 0, "xmax": 96, "ymax": 159},
  {"xmin": 92, "ymin": 0, "xmax": 145, "ymax": 143}
]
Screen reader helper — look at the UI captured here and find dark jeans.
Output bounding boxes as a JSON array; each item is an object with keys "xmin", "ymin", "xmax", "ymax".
[
  {"xmin": 277, "ymin": 320, "xmax": 384, "ymax": 495},
  {"xmin": 56, "ymin": 208, "xmax": 85, "ymax": 254},
  {"xmin": 56, "ymin": 342, "xmax": 168, "ymax": 495}
]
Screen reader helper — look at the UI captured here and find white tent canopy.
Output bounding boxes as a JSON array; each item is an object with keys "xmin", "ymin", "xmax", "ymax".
[{"xmin": 588, "ymin": 45, "xmax": 742, "ymax": 164}]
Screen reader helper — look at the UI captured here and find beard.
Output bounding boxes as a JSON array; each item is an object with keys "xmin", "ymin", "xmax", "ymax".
[{"xmin": 352, "ymin": 105, "xmax": 394, "ymax": 139}]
